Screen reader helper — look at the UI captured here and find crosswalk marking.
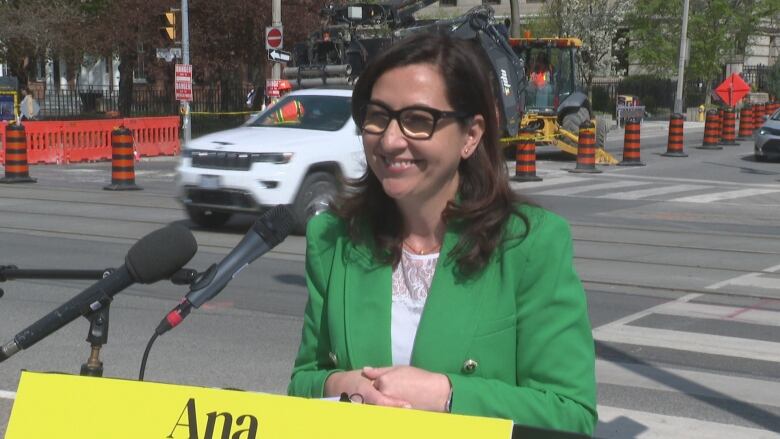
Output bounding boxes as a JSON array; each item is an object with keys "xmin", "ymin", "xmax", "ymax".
[
  {"xmin": 650, "ymin": 301, "xmax": 780, "ymax": 327},
  {"xmin": 595, "ymin": 322, "xmax": 780, "ymax": 363},
  {"xmin": 509, "ymin": 175, "xmax": 586, "ymax": 189},
  {"xmin": 0, "ymin": 390, "xmax": 15, "ymax": 400},
  {"xmin": 596, "ymin": 360, "xmax": 780, "ymax": 408},
  {"xmin": 597, "ymin": 184, "xmax": 706, "ymax": 200},
  {"xmin": 534, "ymin": 180, "xmax": 647, "ymax": 196},
  {"xmin": 669, "ymin": 188, "xmax": 780, "ymax": 203},
  {"xmin": 596, "ymin": 406, "xmax": 780, "ymax": 439}
]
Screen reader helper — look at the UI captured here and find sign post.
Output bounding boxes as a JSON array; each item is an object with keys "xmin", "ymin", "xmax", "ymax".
[{"xmin": 175, "ymin": 63, "xmax": 193, "ymax": 102}]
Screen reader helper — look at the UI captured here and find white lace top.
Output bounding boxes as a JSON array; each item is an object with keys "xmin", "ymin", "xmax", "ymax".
[{"xmin": 391, "ymin": 248, "xmax": 439, "ymax": 365}]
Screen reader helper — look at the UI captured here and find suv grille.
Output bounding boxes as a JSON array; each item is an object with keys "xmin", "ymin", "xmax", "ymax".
[{"xmin": 191, "ymin": 151, "xmax": 252, "ymax": 170}]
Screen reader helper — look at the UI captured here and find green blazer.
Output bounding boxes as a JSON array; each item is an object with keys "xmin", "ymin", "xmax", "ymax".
[{"xmin": 288, "ymin": 205, "xmax": 597, "ymax": 435}]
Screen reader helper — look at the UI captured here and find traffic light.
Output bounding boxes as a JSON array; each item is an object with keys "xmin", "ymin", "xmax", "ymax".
[{"xmin": 160, "ymin": 10, "xmax": 177, "ymax": 41}]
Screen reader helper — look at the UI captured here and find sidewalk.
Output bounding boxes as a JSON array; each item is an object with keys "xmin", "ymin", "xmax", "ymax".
[{"xmin": 606, "ymin": 120, "xmax": 706, "ymax": 141}]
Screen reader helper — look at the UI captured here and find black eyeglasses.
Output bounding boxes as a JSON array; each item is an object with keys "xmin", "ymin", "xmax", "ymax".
[{"xmin": 360, "ymin": 101, "xmax": 472, "ymax": 140}]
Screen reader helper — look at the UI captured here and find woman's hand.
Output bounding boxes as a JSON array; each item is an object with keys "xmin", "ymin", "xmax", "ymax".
[
  {"xmin": 362, "ymin": 366, "xmax": 451, "ymax": 412},
  {"xmin": 324, "ymin": 370, "xmax": 411, "ymax": 408}
]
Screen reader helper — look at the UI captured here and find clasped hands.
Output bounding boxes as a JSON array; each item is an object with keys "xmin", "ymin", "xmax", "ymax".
[{"xmin": 324, "ymin": 365, "xmax": 451, "ymax": 412}]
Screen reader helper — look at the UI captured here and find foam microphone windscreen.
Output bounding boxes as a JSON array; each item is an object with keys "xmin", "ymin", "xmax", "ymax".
[
  {"xmin": 253, "ymin": 205, "xmax": 295, "ymax": 247},
  {"xmin": 125, "ymin": 224, "xmax": 198, "ymax": 283}
]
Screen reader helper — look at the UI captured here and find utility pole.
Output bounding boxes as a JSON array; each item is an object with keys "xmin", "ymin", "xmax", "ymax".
[
  {"xmin": 181, "ymin": 0, "xmax": 191, "ymax": 147},
  {"xmin": 272, "ymin": 0, "xmax": 281, "ymax": 80},
  {"xmin": 674, "ymin": 0, "xmax": 690, "ymax": 115}
]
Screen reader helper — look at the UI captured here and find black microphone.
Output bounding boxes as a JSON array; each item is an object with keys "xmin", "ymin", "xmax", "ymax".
[
  {"xmin": 0, "ymin": 224, "xmax": 197, "ymax": 362},
  {"xmin": 156, "ymin": 205, "xmax": 295, "ymax": 335}
]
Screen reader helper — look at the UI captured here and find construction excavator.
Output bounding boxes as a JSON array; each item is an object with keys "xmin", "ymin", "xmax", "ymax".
[{"xmin": 285, "ymin": 1, "xmax": 616, "ymax": 164}]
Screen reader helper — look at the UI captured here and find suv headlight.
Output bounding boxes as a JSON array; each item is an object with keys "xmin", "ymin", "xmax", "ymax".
[
  {"xmin": 758, "ymin": 128, "xmax": 769, "ymax": 136},
  {"xmin": 251, "ymin": 152, "xmax": 294, "ymax": 164}
]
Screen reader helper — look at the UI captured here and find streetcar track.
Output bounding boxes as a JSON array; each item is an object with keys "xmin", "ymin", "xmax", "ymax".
[{"xmin": 0, "ymin": 225, "xmax": 773, "ymax": 276}]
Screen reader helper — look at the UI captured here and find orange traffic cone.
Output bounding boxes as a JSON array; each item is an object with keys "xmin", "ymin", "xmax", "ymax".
[
  {"xmin": 0, "ymin": 124, "xmax": 36, "ymax": 184},
  {"xmin": 104, "ymin": 127, "xmax": 142, "ymax": 191}
]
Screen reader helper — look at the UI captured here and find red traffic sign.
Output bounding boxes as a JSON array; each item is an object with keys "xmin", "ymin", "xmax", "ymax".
[
  {"xmin": 175, "ymin": 63, "xmax": 192, "ymax": 102},
  {"xmin": 265, "ymin": 26, "xmax": 283, "ymax": 50},
  {"xmin": 715, "ymin": 73, "xmax": 750, "ymax": 107}
]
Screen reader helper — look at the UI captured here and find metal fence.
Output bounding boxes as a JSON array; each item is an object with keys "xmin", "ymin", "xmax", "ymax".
[{"xmin": 35, "ymin": 85, "xmax": 254, "ymax": 119}]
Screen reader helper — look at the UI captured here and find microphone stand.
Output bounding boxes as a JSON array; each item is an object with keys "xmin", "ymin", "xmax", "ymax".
[{"xmin": 1, "ymin": 265, "xmax": 200, "ymax": 377}]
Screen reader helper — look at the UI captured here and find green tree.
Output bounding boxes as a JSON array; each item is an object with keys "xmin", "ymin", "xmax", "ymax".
[
  {"xmin": 627, "ymin": 0, "xmax": 780, "ymax": 104},
  {"xmin": 542, "ymin": 0, "xmax": 632, "ymax": 89}
]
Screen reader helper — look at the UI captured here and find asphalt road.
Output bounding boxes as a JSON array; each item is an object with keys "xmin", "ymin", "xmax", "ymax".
[{"xmin": 0, "ymin": 122, "xmax": 778, "ymax": 438}]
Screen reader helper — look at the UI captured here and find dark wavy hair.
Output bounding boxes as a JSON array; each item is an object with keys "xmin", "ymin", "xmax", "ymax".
[{"xmin": 335, "ymin": 32, "xmax": 529, "ymax": 276}]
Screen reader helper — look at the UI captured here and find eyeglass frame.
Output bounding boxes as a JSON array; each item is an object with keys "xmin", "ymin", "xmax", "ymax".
[{"xmin": 358, "ymin": 101, "xmax": 473, "ymax": 140}]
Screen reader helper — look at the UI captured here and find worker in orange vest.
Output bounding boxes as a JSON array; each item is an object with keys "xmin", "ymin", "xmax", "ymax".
[
  {"xmin": 271, "ymin": 99, "xmax": 305, "ymax": 124},
  {"xmin": 529, "ymin": 53, "xmax": 553, "ymax": 108}
]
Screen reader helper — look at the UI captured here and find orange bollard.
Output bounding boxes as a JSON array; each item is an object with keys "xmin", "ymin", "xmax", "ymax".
[
  {"xmin": 717, "ymin": 108, "xmax": 725, "ymax": 143},
  {"xmin": 619, "ymin": 117, "xmax": 645, "ymax": 166},
  {"xmin": 103, "ymin": 127, "xmax": 142, "ymax": 191},
  {"xmin": 569, "ymin": 121, "xmax": 602, "ymax": 174},
  {"xmin": 0, "ymin": 124, "xmax": 36, "ymax": 184},
  {"xmin": 720, "ymin": 108, "xmax": 738, "ymax": 146},
  {"xmin": 737, "ymin": 105, "xmax": 754, "ymax": 140},
  {"xmin": 663, "ymin": 113, "xmax": 687, "ymax": 157},
  {"xmin": 511, "ymin": 138, "xmax": 542, "ymax": 182},
  {"xmin": 754, "ymin": 103, "xmax": 766, "ymax": 130},
  {"xmin": 699, "ymin": 109, "xmax": 723, "ymax": 150}
]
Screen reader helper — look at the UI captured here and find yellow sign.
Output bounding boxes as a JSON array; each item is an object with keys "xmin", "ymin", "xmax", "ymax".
[{"xmin": 6, "ymin": 371, "xmax": 512, "ymax": 439}]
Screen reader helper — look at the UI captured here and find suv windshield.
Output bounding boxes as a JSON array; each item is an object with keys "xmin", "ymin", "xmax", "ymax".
[{"xmin": 249, "ymin": 95, "xmax": 352, "ymax": 131}]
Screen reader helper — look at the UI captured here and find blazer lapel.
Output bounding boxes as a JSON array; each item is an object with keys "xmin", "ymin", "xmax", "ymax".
[
  {"xmin": 410, "ymin": 226, "xmax": 493, "ymax": 370},
  {"xmin": 343, "ymin": 243, "xmax": 393, "ymax": 368}
]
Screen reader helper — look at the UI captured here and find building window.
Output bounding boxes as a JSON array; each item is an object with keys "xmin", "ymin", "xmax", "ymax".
[
  {"xmin": 526, "ymin": 0, "xmax": 545, "ymax": 3},
  {"xmin": 440, "ymin": 0, "xmax": 457, "ymax": 6},
  {"xmin": 483, "ymin": 0, "xmax": 501, "ymax": 4}
]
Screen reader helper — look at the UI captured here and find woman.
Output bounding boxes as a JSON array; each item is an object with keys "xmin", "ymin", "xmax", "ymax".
[{"xmin": 288, "ymin": 33, "xmax": 597, "ymax": 435}]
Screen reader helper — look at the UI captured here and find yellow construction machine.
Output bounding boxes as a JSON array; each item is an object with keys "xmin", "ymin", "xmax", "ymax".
[{"xmin": 503, "ymin": 37, "xmax": 616, "ymax": 164}]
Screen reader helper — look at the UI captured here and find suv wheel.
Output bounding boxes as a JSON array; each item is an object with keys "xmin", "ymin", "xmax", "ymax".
[
  {"xmin": 292, "ymin": 172, "xmax": 338, "ymax": 235},
  {"xmin": 186, "ymin": 206, "xmax": 232, "ymax": 228}
]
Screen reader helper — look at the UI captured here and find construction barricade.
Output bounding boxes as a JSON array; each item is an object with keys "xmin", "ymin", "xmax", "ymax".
[
  {"xmin": 754, "ymin": 103, "xmax": 766, "ymax": 129},
  {"xmin": 104, "ymin": 127, "xmax": 142, "ymax": 191},
  {"xmin": 0, "ymin": 116, "xmax": 179, "ymax": 165},
  {"xmin": 0, "ymin": 125, "xmax": 36, "ymax": 183},
  {"xmin": 511, "ymin": 138, "xmax": 542, "ymax": 182},
  {"xmin": 619, "ymin": 117, "xmax": 644, "ymax": 166},
  {"xmin": 663, "ymin": 113, "xmax": 687, "ymax": 157},
  {"xmin": 720, "ymin": 108, "xmax": 738, "ymax": 146},
  {"xmin": 738, "ymin": 106, "xmax": 754, "ymax": 140},
  {"xmin": 569, "ymin": 121, "xmax": 602, "ymax": 174},
  {"xmin": 699, "ymin": 109, "xmax": 722, "ymax": 150}
]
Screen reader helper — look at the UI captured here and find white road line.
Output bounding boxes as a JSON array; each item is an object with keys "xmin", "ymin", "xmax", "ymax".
[
  {"xmin": 597, "ymin": 184, "xmax": 706, "ymax": 200},
  {"xmin": 707, "ymin": 272, "xmax": 780, "ymax": 291},
  {"xmin": 0, "ymin": 390, "xmax": 16, "ymax": 400},
  {"xmin": 596, "ymin": 406, "xmax": 780, "ymax": 439},
  {"xmin": 652, "ymin": 301, "xmax": 780, "ymax": 327},
  {"xmin": 533, "ymin": 180, "xmax": 647, "ymax": 196},
  {"xmin": 593, "ymin": 293, "xmax": 701, "ymax": 332},
  {"xmin": 593, "ymin": 325, "xmax": 780, "ymax": 363},
  {"xmin": 595, "ymin": 172, "xmax": 780, "ymax": 189},
  {"xmin": 596, "ymin": 360, "xmax": 780, "ymax": 408},
  {"xmin": 509, "ymin": 175, "xmax": 586, "ymax": 190},
  {"xmin": 670, "ymin": 188, "xmax": 780, "ymax": 203}
]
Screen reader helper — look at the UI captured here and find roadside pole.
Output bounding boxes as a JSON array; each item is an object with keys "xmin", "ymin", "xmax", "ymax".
[
  {"xmin": 181, "ymin": 0, "xmax": 191, "ymax": 147},
  {"xmin": 674, "ymin": 0, "xmax": 690, "ymax": 115},
  {"xmin": 272, "ymin": 0, "xmax": 281, "ymax": 81}
]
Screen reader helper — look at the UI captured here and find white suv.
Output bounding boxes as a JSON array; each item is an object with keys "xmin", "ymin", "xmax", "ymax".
[{"xmin": 177, "ymin": 88, "xmax": 366, "ymax": 234}]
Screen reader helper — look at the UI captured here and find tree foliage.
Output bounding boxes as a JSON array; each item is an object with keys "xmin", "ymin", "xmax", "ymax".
[
  {"xmin": 1, "ymin": 0, "xmax": 326, "ymax": 113},
  {"xmin": 626, "ymin": 0, "xmax": 780, "ymax": 102},
  {"xmin": 541, "ymin": 0, "xmax": 632, "ymax": 88}
]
